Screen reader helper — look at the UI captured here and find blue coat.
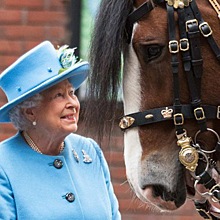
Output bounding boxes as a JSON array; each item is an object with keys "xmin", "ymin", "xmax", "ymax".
[{"xmin": 0, "ymin": 132, "xmax": 121, "ymax": 220}]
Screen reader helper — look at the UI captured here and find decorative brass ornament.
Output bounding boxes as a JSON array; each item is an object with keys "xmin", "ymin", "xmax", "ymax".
[
  {"xmin": 119, "ymin": 116, "xmax": 135, "ymax": 129},
  {"xmin": 161, "ymin": 107, "xmax": 173, "ymax": 119},
  {"xmin": 177, "ymin": 135, "xmax": 199, "ymax": 172},
  {"xmin": 208, "ymin": 0, "xmax": 220, "ymax": 19},
  {"xmin": 165, "ymin": 0, "xmax": 191, "ymax": 9},
  {"xmin": 145, "ymin": 114, "xmax": 154, "ymax": 119}
]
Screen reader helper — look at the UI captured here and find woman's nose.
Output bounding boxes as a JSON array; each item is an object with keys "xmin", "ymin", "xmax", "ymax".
[{"xmin": 66, "ymin": 95, "xmax": 79, "ymax": 108}]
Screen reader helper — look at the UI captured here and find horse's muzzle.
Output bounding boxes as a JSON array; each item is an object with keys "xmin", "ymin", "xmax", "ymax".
[
  {"xmin": 141, "ymin": 183, "xmax": 187, "ymax": 210},
  {"xmin": 153, "ymin": 184, "xmax": 186, "ymax": 208}
]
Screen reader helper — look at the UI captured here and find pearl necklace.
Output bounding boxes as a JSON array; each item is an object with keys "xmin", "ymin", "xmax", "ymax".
[{"xmin": 23, "ymin": 131, "xmax": 65, "ymax": 154}]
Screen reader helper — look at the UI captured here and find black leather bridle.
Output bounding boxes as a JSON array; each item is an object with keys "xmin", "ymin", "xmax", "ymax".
[{"xmin": 119, "ymin": 0, "xmax": 220, "ymax": 219}]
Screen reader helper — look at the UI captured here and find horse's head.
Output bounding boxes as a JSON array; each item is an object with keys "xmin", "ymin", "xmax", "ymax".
[
  {"xmin": 85, "ymin": 0, "xmax": 220, "ymax": 215},
  {"xmin": 122, "ymin": 0, "xmax": 220, "ymax": 211}
]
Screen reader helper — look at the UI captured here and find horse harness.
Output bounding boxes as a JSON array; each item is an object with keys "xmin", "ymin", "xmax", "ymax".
[{"xmin": 119, "ymin": 0, "xmax": 220, "ymax": 219}]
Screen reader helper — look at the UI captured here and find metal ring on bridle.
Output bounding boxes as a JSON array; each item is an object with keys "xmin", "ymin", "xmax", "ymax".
[
  {"xmin": 190, "ymin": 150, "xmax": 209, "ymax": 180},
  {"xmin": 194, "ymin": 179, "xmax": 213, "ymax": 199},
  {"xmin": 194, "ymin": 128, "xmax": 220, "ymax": 154},
  {"xmin": 193, "ymin": 150, "xmax": 216, "ymax": 199},
  {"xmin": 194, "ymin": 181, "xmax": 220, "ymax": 202},
  {"xmin": 210, "ymin": 184, "xmax": 220, "ymax": 203}
]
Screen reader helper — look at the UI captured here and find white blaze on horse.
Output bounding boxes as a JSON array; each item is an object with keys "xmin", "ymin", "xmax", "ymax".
[{"xmin": 85, "ymin": 0, "xmax": 220, "ymax": 218}]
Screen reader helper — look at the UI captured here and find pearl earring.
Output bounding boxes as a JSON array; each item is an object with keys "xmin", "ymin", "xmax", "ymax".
[{"xmin": 32, "ymin": 121, "xmax": 37, "ymax": 126}]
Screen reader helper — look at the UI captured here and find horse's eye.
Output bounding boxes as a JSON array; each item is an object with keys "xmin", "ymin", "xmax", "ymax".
[{"xmin": 140, "ymin": 44, "xmax": 163, "ymax": 62}]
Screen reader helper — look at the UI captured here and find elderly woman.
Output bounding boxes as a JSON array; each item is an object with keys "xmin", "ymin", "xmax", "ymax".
[{"xmin": 0, "ymin": 41, "xmax": 121, "ymax": 219}]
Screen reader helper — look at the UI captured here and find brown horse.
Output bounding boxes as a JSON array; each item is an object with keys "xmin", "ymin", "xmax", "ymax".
[{"xmin": 85, "ymin": 0, "xmax": 220, "ymax": 218}]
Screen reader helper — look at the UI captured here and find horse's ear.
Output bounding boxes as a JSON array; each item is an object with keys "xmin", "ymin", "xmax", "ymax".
[{"xmin": 84, "ymin": 0, "xmax": 134, "ymax": 141}]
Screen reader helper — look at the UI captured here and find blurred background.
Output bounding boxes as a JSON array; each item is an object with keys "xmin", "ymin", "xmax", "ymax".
[{"xmin": 0, "ymin": 0, "xmax": 202, "ymax": 219}]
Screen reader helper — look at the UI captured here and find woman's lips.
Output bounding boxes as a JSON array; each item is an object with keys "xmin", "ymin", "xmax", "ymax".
[{"xmin": 61, "ymin": 114, "xmax": 76, "ymax": 122}]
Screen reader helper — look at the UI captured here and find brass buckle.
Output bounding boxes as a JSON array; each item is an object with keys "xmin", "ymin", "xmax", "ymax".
[
  {"xmin": 174, "ymin": 113, "xmax": 184, "ymax": 125},
  {"xmin": 199, "ymin": 22, "xmax": 213, "ymax": 37},
  {"xmin": 169, "ymin": 40, "xmax": 179, "ymax": 53},
  {"xmin": 194, "ymin": 107, "xmax": 205, "ymax": 121},
  {"xmin": 180, "ymin": 38, "xmax": 189, "ymax": 51},
  {"xmin": 217, "ymin": 106, "xmax": 220, "ymax": 119},
  {"xmin": 186, "ymin": 19, "xmax": 198, "ymax": 32}
]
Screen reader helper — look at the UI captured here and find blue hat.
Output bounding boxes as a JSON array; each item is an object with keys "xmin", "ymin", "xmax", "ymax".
[{"xmin": 0, "ymin": 41, "xmax": 89, "ymax": 122}]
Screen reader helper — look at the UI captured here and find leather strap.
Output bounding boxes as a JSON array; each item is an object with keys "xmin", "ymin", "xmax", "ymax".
[
  {"xmin": 194, "ymin": 200, "xmax": 218, "ymax": 220},
  {"xmin": 185, "ymin": 5, "xmax": 203, "ymax": 79},
  {"xmin": 120, "ymin": 105, "xmax": 219, "ymax": 130},
  {"xmin": 190, "ymin": 0, "xmax": 220, "ymax": 61},
  {"xmin": 127, "ymin": 1, "xmax": 154, "ymax": 25},
  {"xmin": 126, "ymin": 1, "xmax": 154, "ymax": 43},
  {"xmin": 178, "ymin": 7, "xmax": 200, "ymax": 102},
  {"xmin": 167, "ymin": 4, "xmax": 184, "ymax": 135},
  {"xmin": 184, "ymin": 1, "xmax": 208, "ymax": 132}
]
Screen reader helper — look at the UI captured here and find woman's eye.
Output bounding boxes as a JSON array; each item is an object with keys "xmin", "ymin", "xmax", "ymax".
[
  {"xmin": 55, "ymin": 93, "xmax": 63, "ymax": 98},
  {"xmin": 70, "ymin": 90, "xmax": 76, "ymax": 97}
]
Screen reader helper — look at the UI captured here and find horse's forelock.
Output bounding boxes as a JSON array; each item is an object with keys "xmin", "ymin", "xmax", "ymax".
[{"xmin": 84, "ymin": 0, "xmax": 134, "ymax": 140}]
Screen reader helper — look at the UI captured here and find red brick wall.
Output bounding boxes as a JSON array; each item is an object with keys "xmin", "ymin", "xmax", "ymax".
[
  {"xmin": 0, "ymin": 0, "xmax": 69, "ymax": 115},
  {"xmin": 0, "ymin": 0, "xmax": 68, "ymax": 72},
  {"xmin": 0, "ymin": 1, "xmax": 202, "ymax": 219}
]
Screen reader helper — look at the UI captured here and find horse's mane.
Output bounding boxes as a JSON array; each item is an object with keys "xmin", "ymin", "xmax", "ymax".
[{"xmin": 84, "ymin": 0, "xmax": 133, "ymax": 140}]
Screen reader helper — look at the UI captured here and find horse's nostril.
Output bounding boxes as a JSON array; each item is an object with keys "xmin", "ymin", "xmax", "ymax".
[
  {"xmin": 152, "ymin": 185, "xmax": 163, "ymax": 197},
  {"xmin": 152, "ymin": 184, "xmax": 186, "ymax": 208},
  {"xmin": 153, "ymin": 185, "xmax": 173, "ymax": 201}
]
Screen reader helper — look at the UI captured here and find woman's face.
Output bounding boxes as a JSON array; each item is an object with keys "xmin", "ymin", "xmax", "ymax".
[{"xmin": 33, "ymin": 80, "xmax": 80, "ymax": 138}]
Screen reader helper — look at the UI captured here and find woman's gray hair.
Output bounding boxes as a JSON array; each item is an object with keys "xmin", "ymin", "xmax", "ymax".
[{"xmin": 9, "ymin": 93, "xmax": 43, "ymax": 130}]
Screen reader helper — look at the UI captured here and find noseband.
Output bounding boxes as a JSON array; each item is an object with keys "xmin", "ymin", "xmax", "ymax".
[{"xmin": 119, "ymin": 0, "xmax": 220, "ymax": 219}]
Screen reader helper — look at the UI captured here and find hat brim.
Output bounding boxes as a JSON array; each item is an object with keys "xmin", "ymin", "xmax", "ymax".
[{"xmin": 0, "ymin": 61, "xmax": 89, "ymax": 122}]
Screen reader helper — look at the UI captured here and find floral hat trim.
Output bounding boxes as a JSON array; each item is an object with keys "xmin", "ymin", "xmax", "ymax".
[{"xmin": 57, "ymin": 45, "xmax": 82, "ymax": 74}]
